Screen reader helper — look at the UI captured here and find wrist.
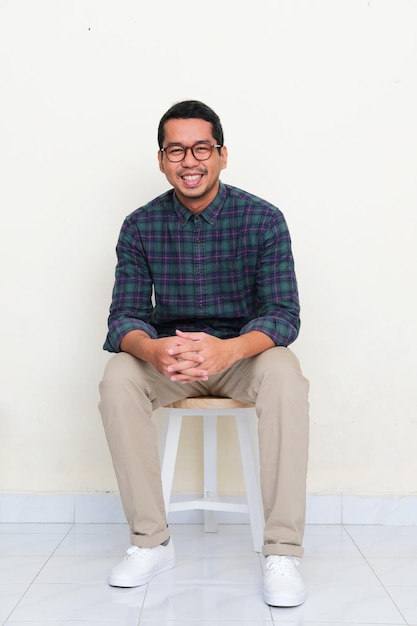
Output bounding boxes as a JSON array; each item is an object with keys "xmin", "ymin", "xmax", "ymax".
[
  {"xmin": 120, "ymin": 330, "xmax": 152, "ymax": 360},
  {"xmin": 229, "ymin": 331, "xmax": 275, "ymax": 360}
]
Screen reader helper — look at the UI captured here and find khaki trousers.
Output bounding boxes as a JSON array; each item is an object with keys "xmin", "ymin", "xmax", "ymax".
[{"xmin": 99, "ymin": 346, "xmax": 309, "ymax": 557}]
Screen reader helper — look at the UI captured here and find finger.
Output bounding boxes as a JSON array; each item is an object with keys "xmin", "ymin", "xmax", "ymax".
[
  {"xmin": 168, "ymin": 347, "xmax": 204, "ymax": 362},
  {"xmin": 168, "ymin": 342, "xmax": 202, "ymax": 356},
  {"xmin": 180, "ymin": 351, "xmax": 204, "ymax": 362},
  {"xmin": 170, "ymin": 366, "xmax": 208, "ymax": 381},
  {"xmin": 171, "ymin": 372, "xmax": 209, "ymax": 383},
  {"xmin": 167, "ymin": 358, "xmax": 204, "ymax": 373},
  {"xmin": 175, "ymin": 329, "xmax": 202, "ymax": 341}
]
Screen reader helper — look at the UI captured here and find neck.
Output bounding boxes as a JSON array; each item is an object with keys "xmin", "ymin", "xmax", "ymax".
[{"xmin": 175, "ymin": 182, "xmax": 220, "ymax": 215}]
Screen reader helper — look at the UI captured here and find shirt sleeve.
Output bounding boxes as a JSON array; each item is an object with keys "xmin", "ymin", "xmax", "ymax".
[
  {"xmin": 239, "ymin": 211, "xmax": 301, "ymax": 346},
  {"xmin": 103, "ymin": 217, "xmax": 157, "ymax": 352}
]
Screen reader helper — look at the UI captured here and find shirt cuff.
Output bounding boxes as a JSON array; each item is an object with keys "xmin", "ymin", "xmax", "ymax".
[
  {"xmin": 103, "ymin": 319, "xmax": 158, "ymax": 352},
  {"xmin": 239, "ymin": 317, "xmax": 298, "ymax": 347}
]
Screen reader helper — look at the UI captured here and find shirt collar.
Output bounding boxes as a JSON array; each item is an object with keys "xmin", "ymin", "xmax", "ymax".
[{"xmin": 173, "ymin": 181, "xmax": 227, "ymax": 225}]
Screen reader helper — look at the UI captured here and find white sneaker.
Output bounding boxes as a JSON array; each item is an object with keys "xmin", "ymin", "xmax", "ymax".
[
  {"xmin": 108, "ymin": 540, "xmax": 176, "ymax": 587},
  {"xmin": 263, "ymin": 555, "xmax": 306, "ymax": 607}
]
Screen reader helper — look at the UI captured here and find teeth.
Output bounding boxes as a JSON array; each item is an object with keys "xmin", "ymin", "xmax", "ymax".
[{"xmin": 183, "ymin": 175, "xmax": 200, "ymax": 181}]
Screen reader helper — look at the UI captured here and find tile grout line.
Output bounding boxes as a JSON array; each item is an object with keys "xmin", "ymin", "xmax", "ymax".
[
  {"xmin": 343, "ymin": 523, "xmax": 409, "ymax": 625},
  {"xmin": 3, "ymin": 522, "xmax": 75, "ymax": 623}
]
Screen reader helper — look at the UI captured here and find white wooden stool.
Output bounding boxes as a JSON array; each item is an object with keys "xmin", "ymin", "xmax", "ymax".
[{"xmin": 159, "ymin": 397, "xmax": 264, "ymax": 552}]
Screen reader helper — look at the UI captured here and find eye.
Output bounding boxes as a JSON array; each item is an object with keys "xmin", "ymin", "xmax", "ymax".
[
  {"xmin": 167, "ymin": 146, "xmax": 185, "ymax": 156},
  {"xmin": 194, "ymin": 143, "xmax": 211, "ymax": 155}
]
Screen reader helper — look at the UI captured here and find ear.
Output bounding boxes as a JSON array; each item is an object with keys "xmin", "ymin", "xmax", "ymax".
[
  {"xmin": 220, "ymin": 145, "xmax": 228, "ymax": 171},
  {"xmin": 158, "ymin": 150, "xmax": 165, "ymax": 173}
]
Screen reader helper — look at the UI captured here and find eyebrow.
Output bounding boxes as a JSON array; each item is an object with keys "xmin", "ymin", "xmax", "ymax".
[{"xmin": 165, "ymin": 140, "xmax": 213, "ymax": 146}]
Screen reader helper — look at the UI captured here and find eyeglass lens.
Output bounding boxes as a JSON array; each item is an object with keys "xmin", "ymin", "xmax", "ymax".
[{"xmin": 164, "ymin": 142, "xmax": 216, "ymax": 162}]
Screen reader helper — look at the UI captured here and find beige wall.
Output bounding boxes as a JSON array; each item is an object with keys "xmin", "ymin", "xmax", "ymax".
[{"xmin": 1, "ymin": 0, "xmax": 416, "ymax": 499}]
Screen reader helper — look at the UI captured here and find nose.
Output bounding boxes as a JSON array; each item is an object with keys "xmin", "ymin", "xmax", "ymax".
[{"xmin": 181, "ymin": 146, "xmax": 199, "ymax": 166}]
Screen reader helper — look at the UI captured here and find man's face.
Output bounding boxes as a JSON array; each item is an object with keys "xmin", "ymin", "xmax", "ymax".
[{"xmin": 158, "ymin": 118, "xmax": 228, "ymax": 213}]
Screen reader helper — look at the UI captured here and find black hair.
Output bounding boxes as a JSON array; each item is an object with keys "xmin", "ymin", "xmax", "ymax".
[{"xmin": 157, "ymin": 100, "xmax": 224, "ymax": 149}]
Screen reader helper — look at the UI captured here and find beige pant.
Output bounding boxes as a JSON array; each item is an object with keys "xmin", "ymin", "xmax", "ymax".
[{"xmin": 99, "ymin": 346, "xmax": 309, "ymax": 557}]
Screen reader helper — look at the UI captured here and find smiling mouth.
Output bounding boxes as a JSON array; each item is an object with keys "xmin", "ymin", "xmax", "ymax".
[{"xmin": 182, "ymin": 174, "xmax": 202, "ymax": 182}]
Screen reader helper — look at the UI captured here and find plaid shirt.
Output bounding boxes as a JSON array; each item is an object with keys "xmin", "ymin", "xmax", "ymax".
[{"xmin": 104, "ymin": 182, "xmax": 300, "ymax": 352}]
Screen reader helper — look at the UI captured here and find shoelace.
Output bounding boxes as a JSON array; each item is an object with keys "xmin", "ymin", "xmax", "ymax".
[
  {"xmin": 124, "ymin": 546, "xmax": 152, "ymax": 561},
  {"xmin": 265, "ymin": 555, "xmax": 299, "ymax": 577}
]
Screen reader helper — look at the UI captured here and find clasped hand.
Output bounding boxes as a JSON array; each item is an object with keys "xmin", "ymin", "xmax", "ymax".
[{"xmin": 162, "ymin": 329, "xmax": 233, "ymax": 384}]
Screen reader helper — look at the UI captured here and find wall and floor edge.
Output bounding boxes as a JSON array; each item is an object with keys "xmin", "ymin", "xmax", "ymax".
[{"xmin": 1, "ymin": 493, "xmax": 417, "ymax": 525}]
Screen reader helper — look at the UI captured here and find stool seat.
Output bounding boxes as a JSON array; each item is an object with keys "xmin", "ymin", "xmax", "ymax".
[
  {"xmin": 165, "ymin": 397, "xmax": 254, "ymax": 410},
  {"xmin": 159, "ymin": 397, "xmax": 264, "ymax": 552}
]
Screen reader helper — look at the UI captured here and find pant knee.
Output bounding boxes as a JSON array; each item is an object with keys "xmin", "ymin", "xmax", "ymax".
[
  {"xmin": 99, "ymin": 353, "xmax": 151, "ymax": 420},
  {"xmin": 255, "ymin": 348, "xmax": 308, "ymax": 391}
]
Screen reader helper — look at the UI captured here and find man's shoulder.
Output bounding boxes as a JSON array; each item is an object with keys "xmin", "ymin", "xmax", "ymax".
[
  {"xmin": 223, "ymin": 183, "xmax": 284, "ymax": 219},
  {"xmin": 125, "ymin": 189, "xmax": 175, "ymax": 222}
]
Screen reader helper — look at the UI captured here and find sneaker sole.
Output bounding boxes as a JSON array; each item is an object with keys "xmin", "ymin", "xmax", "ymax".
[
  {"xmin": 108, "ymin": 558, "xmax": 176, "ymax": 587},
  {"xmin": 263, "ymin": 588, "xmax": 306, "ymax": 607}
]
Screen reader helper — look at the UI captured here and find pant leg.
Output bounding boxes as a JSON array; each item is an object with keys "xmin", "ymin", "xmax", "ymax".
[
  {"xmin": 209, "ymin": 347, "xmax": 310, "ymax": 558},
  {"xmin": 98, "ymin": 352, "xmax": 206, "ymax": 548}
]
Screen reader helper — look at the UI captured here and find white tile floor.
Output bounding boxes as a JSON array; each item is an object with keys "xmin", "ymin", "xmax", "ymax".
[{"xmin": 1, "ymin": 522, "xmax": 416, "ymax": 625}]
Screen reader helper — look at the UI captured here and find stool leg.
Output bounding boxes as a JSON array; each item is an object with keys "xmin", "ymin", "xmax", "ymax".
[
  {"xmin": 203, "ymin": 413, "xmax": 218, "ymax": 533},
  {"xmin": 236, "ymin": 410, "xmax": 265, "ymax": 552},
  {"xmin": 160, "ymin": 410, "xmax": 183, "ymax": 514}
]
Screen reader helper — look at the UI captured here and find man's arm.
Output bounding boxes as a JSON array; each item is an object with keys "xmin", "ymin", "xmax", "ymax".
[
  {"xmin": 238, "ymin": 210, "xmax": 301, "ymax": 347},
  {"xmin": 104, "ymin": 218, "xmax": 158, "ymax": 353}
]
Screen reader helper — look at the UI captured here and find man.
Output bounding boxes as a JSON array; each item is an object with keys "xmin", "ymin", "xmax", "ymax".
[{"xmin": 99, "ymin": 100, "xmax": 309, "ymax": 607}]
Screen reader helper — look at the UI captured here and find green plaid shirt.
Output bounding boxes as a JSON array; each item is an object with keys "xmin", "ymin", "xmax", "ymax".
[{"xmin": 104, "ymin": 182, "xmax": 300, "ymax": 352}]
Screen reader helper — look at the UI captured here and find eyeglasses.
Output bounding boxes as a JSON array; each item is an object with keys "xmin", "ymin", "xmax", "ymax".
[{"xmin": 161, "ymin": 141, "xmax": 222, "ymax": 162}]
